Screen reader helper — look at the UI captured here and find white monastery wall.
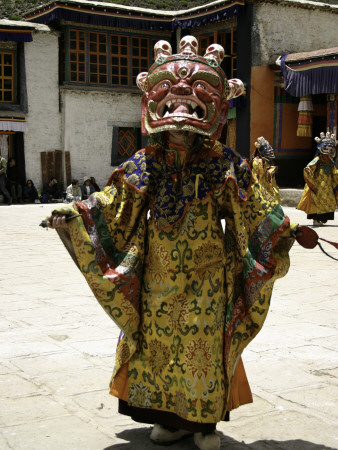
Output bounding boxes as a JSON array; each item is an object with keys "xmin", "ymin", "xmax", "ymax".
[
  {"xmin": 253, "ymin": 3, "xmax": 338, "ymax": 65},
  {"xmin": 62, "ymin": 89, "xmax": 142, "ymax": 189},
  {"xmin": 24, "ymin": 31, "xmax": 61, "ymax": 187}
]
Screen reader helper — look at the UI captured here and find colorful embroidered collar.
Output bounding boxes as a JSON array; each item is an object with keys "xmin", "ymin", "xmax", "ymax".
[{"xmin": 113, "ymin": 139, "xmax": 251, "ymax": 230}]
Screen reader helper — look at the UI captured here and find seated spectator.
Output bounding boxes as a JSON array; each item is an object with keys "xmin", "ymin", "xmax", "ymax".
[
  {"xmin": 42, "ymin": 177, "xmax": 62, "ymax": 203},
  {"xmin": 7, "ymin": 157, "xmax": 23, "ymax": 204},
  {"xmin": 81, "ymin": 176, "xmax": 95, "ymax": 200},
  {"xmin": 90, "ymin": 176, "xmax": 100, "ymax": 192},
  {"xmin": 66, "ymin": 179, "xmax": 82, "ymax": 202},
  {"xmin": 0, "ymin": 153, "xmax": 12, "ymax": 205},
  {"xmin": 23, "ymin": 179, "xmax": 39, "ymax": 203}
]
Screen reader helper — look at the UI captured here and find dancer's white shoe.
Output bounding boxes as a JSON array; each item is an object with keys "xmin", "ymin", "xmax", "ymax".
[
  {"xmin": 194, "ymin": 431, "xmax": 221, "ymax": 450},
  {"xmin": 150, "ymin": 423, "xmax": 192, "ymax": 443},
  {"xmin": 313, "ymin": 219, "xmax": 323, "ymax": 226}
]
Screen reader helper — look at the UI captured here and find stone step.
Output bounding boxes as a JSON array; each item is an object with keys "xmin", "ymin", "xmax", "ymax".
[{"xmin": 279, "ymin": 188, "xmax": 303, "ymax": 207}]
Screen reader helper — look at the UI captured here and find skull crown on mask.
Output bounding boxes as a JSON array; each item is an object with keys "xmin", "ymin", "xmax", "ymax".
[
  {"xmin": 315, "ymin": 132, "xmax": 337, "ymax": 158},
  {"xmin": 137, "ymin": 36, "xmax": 244, "ymax": 140}
]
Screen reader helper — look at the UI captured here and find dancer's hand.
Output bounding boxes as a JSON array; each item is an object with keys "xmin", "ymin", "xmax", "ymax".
[{"xmin": 45, "ymin": 214, "xmax": 68, "ymax": 229}]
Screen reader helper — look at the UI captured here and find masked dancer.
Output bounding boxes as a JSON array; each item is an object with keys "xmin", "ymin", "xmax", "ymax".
[
  {"xmin": 46, "ymin": 37, "xmax": 304, "ymax": 450},
  {"xmin": 297, "ymin": 132, "xmax": 338, "ymax": 226}
]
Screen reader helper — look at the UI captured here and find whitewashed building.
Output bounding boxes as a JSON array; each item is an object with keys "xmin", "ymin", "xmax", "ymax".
[{"xmin": 0, "ymin": 20, "xmax": 62, "ymax": 190}]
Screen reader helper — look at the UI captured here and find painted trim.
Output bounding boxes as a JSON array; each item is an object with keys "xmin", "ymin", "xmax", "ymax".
[{"xmin": 25, "ymin": 1, "xmax": 244, "ymax": 31}]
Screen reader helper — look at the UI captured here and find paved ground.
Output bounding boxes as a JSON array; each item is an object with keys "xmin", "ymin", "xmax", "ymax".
[{"xmin": 0, "ymin": 203, "xmax": 337, "ymax": 450}]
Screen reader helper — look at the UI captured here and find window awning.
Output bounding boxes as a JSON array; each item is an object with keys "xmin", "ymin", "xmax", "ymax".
[
  {"xmin": 278, "ymin": 48, "xmax": 338, "ymax": 97},
  {"xmin": 24, "ymin": 0, "xmax": 244, "ymax": 31},
  {"xmin": 0, "ymin": 28, "xmax": 33, "ymax": 42},
  {"xmin": 0, "ymin": 117, "xmax": 27, "ymax": 132}
]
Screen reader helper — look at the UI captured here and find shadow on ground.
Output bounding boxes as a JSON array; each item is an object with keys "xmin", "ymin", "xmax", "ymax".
[{"xmin": 103, "ymin": 427, "xmax": 336, "ymax": 449}]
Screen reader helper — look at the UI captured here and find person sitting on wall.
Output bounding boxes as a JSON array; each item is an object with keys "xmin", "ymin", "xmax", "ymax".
[
  {"xmin": 7, "ymin": 157, "xmax": 23, "ymax": 204},
  {"xmin": 0, "ymin": 152, "xmax": 12, "ymax": 205},
  {"xmin": 90, "ymin": 176, "xmax": 100, "ymax": 192},
  {"xmin": 66, "ymin": 179, "xmax": 82, "ymax": 203},
  {"xmin": 42, "ymin": 177, "xmax": 63, "ymax": 203},
  {"xmin": 23, "ymin": 179, "xmax": 39, "ymax": 203},
  {"xmin": 81, "ymin": 176, "xmax": 95, "ymax": 200}
]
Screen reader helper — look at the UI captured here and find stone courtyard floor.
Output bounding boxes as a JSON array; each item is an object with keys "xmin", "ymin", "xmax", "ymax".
[{"xmin": 0, "ymin": 204, "xmax": 337, "ymax": 449}]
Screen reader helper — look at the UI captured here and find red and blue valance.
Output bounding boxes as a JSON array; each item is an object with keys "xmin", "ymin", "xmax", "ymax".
[
  {"xmin": 25, "ymin": 0, "xmax": 244, "ymax": 32},
  {"xmin": 0, "ymin": 28, "xmax": 33, "ymax": 42},
  {"xmin": 26, "ymin": 2, "xmax": 171, "ymax": 31},
  {"xmin": 280, "ymin": 51, "xmax": 338, "ymax": 97}
]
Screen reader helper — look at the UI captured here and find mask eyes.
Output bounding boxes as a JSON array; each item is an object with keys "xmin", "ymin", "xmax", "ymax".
[
  {"xmin": 195, "ymin": 82, "xmax": 206, "ymax": 89},
  {"xmin": 159, "ymin": 81, "xmax": 171, "ymax": 89}
]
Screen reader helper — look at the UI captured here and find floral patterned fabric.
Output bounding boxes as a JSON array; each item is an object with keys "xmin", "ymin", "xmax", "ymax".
[
  {"xmin": 297, "ymin": 156, "xmax": 338, "ymax": 216},
  {"xmin": 54, "ymin": 139, "xmax": 296, "ymax": 425},
  {"xmin": 251, "ymin": 156, "xmax": 280, "ymax": 204}
]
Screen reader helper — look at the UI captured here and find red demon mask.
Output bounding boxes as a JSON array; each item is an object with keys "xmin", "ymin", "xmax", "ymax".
[{"xmin": 137, "ymin": 36, "xmax": 244, "ymax": 140}]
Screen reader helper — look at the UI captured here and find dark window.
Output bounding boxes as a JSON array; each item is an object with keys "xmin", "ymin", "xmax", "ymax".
[
  {"xmin": 197, "ymin": 36, "xmax": 211, "ymax": 55},
  {"xmin": 111, "ymin": 126, "xmax": 147, "ymax": 165}
]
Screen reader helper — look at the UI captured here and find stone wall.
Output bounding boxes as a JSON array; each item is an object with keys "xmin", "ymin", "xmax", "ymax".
[
  {"xmin": 24, "ymin": 31, "xmax": 62, "ymax": 188},
  {"xmin": 61, "ymin": 89, "xmax": 142, "ymax": 189},
  {"xmin": 252, "ymin": 2, "xmax": 338, "ymax": 66}
]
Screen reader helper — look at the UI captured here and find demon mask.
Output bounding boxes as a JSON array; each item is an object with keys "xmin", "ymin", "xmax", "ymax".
[
  {"xmin": 254, "ymin": 137, "xmax": 276, "ymax": 160},
  {"xmin": 315, "ymin": 132, "xmax": 337, "ymax": 158},
  {"xmin": 136, "ymin": 36, "xmax": 244, "ymax": 140}
]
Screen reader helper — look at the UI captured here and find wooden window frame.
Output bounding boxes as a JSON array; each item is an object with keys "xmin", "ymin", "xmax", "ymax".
[
  {"xmin": 65, "ymin": 27, "xmax": 167, "ymax": 89},
  {"xmin": 69, "ymin": 29, "xmax": 86, "ymax": 84},
  {"xmin": 197, "ymin": 36, "xmax": 212, "ymax": 56},
  {"xmin": 218, "ymin": 28, "xmax": 237, "ymax": 78},
  {"xmin": 196, "ymin": 28, "xmax": 237, "ymax": 78},
  {"xmin": 89, "ymin": 31, "xmax": 108, "ymax": 85},
  {"xmin": 0, "ymin": 50, "xmax": 16, "ymax": 104},
  {"xmin": 110, "ymin": 34, "xmax": 129, "ymax": 87},
  {"xmin": 131, "ymin": 36, "xmax": 149, "ymax": 87}
]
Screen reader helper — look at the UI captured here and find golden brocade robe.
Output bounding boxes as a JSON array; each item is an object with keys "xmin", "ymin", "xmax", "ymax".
[
  {"xmin": 297, "ymin": 156, "xmax": 338, "ymax": 215},
  {"xmin": 54, "ymin": 139, "xmax": 295, "ymax": 424},
  {"xmin": 251, "ymin": 156, "xmax": 280, "ymax": 204}
]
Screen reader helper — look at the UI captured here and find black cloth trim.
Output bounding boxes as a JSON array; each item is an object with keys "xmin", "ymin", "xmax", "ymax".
[
  {"xmin": 118, "ymin": 400, "xmax": 229, "ymax": 433},
  {"xmin": 307, "ymin": 212, "xmax": 335, "ymax": 222}
]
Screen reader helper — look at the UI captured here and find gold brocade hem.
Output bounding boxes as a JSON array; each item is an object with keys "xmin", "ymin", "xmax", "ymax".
[{"xmin": 109, "ymin": 356, "xmax": 253, "ymax": 417}]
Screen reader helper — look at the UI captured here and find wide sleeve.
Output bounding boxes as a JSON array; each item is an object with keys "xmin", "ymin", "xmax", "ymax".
[
  {"xmin": 303, "ymin": 158, "xmax": 319, "ymax": 193},
  {"xmin": 332, "ymin": 166, "xmax": 338, "ymax": 201},
  {"xmin": 51, "ymin": 169, "xmax": 149, "ymax": 376},
  {"xmin": 251, "ymin": 157, "xmax": 263, "ymax": 182},
  {"xmin": 215, "ymin": 169, "xmax": 297, "ymax": 401}
]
